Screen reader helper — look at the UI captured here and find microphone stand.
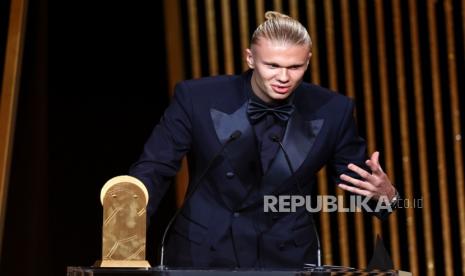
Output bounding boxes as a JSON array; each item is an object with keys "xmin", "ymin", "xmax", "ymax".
[
  {"xmin": 157, "ymin": 130, "xmax": 242, "ymax": 269},
  {"xmin": 307, "ymin": 219, "xmax": 328, "ymax": 275},
  {"xmin": 270, "ymin": 134, "xmax": 327, "ymax": 275},
  {"xmin": 269, "ymin": 134, "xmax": 301, "ymax": 195}
]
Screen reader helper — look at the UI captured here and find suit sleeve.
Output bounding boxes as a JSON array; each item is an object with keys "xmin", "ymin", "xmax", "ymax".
[
  {"xmin": 129, "ymin": 82, "xmax": 193, "ymax": 217},
  {"xmin": 328, "ymin": 99, "xmax": 394, "ymax": 220},
  {"xmin": 328, "ymin": 99, "xmax": 367, "ymax": 180}
]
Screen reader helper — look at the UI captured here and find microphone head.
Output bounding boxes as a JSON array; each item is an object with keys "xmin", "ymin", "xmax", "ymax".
[
  {"xmin": 230, "ymin": 130, "xmax": 242, "ymax": 140},
  {"xmin": 269, "ymin": 133, "xmax": 280, "ymax": 142}
]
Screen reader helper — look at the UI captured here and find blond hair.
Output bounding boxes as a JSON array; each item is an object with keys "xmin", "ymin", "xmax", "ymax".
[{"xmin": 251, "ymin": 11, "xmax": 312, "ymax": 49}]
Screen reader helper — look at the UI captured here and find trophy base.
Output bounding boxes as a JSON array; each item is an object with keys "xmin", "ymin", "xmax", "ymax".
[{"xmin": 94, "ymin": 260, "xmax": 151, "ymax": 268}]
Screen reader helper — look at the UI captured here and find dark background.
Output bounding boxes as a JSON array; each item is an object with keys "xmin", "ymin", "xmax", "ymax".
[{"xmin": 1, "ymin": 0, "xmax": 175, "ymax": 275}]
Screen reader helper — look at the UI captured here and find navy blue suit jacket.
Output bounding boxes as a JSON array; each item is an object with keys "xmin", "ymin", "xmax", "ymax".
[{"xmin": 129, "ymin": 71, "xmax": 367, "ymax": 268}]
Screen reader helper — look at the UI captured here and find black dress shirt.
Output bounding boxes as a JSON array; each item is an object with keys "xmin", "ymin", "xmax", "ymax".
[{"xmin": 246, "ymin": 79, "xmax": 294, "ymax": 175}]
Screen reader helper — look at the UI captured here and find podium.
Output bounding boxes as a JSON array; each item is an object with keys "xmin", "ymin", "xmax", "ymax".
[
  {"xmin": 67, "ymin": 266, "xmax": 411, "ymax": 275},
  {"xmin": 87, "ymin": 176, "xmax": 411, "ymax": 276}
]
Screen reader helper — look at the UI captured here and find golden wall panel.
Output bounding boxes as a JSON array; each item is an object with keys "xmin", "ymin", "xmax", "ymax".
[
  {"xmin": 357, "ymin": 0, "xmax": 383, "ymax": 242},
  {"xmin": 205, "ymin": 0, "xmax": 219, "ymax": 75},
  {"xmin": 426, "ymin": 0, "xmax": 454, "ymax": 275},
  {"xmin": 322, "ymin": 0, "xmax": 350, "ymax": 267},
  {"xmin": 406, "ymin": 1, "xmax": 434, "ymax": 274},
  {"xmin": 0, "ymin": 0, "xmax": 29, "ymax": 255},
  {"xmin": 187, "ymin": 0, "xmax": 201, "ymax": 77},
  {"xmin": 164, "ymin": 0, "xmax": 465, "ymax": 274},
  {"xmin": 340, "ymin": 0, "xmax": 366, "ymax": 268},
  {"xmin": 444, "ymin": 0, "xmax": 465, "ymax": 274},
  {"xmin": 391, "ymin": 0, "xmax": 418, "ymax": 273},
  {"xmin": 221, "ymin": 0, "xmax": 235, "ymax": 74},
  {"xmin": 373, "ymin": 0, "xmax": 400, "ymax": 269}
]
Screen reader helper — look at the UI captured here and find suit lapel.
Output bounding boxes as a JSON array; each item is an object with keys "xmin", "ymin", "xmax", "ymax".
[
  {"xmin": 210, "ymin": 101, "xmax": 261, "ymax": 208},
  {"xmin": 261, "ymin": 110, "xmax": 324, "ymax": 193},
  {"xmin": 239, "ymin": 110, "xmax": 325, "ymax": 209},
  {"xmin": 210, "ymin": 77, "xmax": 326, "ymax": 209}
]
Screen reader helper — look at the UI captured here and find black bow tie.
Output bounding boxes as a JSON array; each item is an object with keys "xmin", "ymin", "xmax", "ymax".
[{"xmin": 247, "ymin": 99, "xmax": 295, "ymax": 123}]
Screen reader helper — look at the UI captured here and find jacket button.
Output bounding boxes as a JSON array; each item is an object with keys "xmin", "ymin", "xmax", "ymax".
[
  {"xmin": 233, "ymin": 212, "xmax": 240, "ymax": 217},
  {"xmin": 278, "ymin": 242, "xmax": 285, "ymax": 250},
  {"xmin": 226, "ymin": 172, "xmax": 235, "ymax": 179}
]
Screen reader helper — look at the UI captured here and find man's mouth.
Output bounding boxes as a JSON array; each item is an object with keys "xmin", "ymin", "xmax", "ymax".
[{"xmin": 271, "ymin": 85, "xmax": 290, "ymax": 94}]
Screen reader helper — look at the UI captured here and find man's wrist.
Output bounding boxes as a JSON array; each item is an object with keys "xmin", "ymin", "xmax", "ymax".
[
  {"xmin": 389, "ymin": 189, "xmax": 400, "ymax": 208},
  {"xmin": 386, "ymin": 186, "xmax": 397, "ymax": 201}
]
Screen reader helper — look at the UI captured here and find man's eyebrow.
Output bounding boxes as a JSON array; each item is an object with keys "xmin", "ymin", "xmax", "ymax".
[{"xmin": 263, "ymin": 61, "xmax": 306, "ymax": 68}]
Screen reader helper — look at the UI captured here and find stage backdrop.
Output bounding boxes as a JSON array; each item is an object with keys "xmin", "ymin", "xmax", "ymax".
[{"xmin": 163, "ymin": 1, "xmax": 465, "ymax": 276}]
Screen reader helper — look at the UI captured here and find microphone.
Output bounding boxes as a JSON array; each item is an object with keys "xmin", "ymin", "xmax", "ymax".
[
  {"xmin": 158, "ymin": 130, "xmax": 242, "ymax": 269},
  {"xmin": 269, "ymin": 134, "xmax": 324, "ymax": 272},
  {"xmin": 302, "ymin": 218, "xmax": 327, "ymax": 275},
  {"xmin": 269, "ymin": 134, "xmax": 302, "ymax": 195},
  {"xmin": 311, "ymin": 217, "xmax": 324, "ymax": 271}
]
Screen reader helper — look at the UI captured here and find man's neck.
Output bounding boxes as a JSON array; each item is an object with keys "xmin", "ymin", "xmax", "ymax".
[{"xmin": 249, "ymin": 74, "xmax": 294, "ymax": 107}]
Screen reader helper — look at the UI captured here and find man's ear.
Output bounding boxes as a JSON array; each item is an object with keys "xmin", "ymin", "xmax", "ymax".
[
  {"xmin": 307, "ymin": 52, "xmax": 312, "ymax": 66},
  {"xmin": 245, "ymin": 48, "xmax": 254, "ymax": 69}
]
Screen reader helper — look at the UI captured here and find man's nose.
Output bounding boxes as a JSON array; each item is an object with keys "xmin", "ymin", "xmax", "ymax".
[{"xmin": 276, "ymin": 68, "xmax": 290, "ymax": 82}]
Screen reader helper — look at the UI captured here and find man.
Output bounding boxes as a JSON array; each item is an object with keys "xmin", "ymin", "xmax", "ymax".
[{"xmin": 129, "ymin": 11, "xmax": 398, "ymax": 268}]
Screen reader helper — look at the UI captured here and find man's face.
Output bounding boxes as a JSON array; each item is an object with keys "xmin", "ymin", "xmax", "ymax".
[{"xmin": 246, "ymin": 38, "xmax": 311, "ymax": 103}]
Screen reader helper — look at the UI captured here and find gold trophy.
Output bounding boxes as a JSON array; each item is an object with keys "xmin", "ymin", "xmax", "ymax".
[{"xmin": 95, "ymin": 175, "xmax": 151, "ymax": 268}]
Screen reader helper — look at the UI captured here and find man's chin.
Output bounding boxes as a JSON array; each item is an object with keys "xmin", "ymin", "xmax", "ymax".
[{"xmin": 270, "ymin": 92, "xmax": 292, "ymax": 101}]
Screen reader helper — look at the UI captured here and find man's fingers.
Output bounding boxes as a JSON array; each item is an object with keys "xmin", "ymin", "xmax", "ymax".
[
  {"xmin": 347, "ymin": 163, "xmax": 375, "ymax": 181},
  {"xmin": 340, "ymin": 173, "xmax": 375, "ymax": 192},
  {"xmin": 340, "ymin": 152, "xmax": 393, "ymax": 199},
  {"xmin": 366, "ymin": 151, "xmax": 384, "ymax": 175},
  {"xmin": 371, "ymin": 151, "xmax": 380, "ymax": 163},
  {"xmin": 338, "ymin": 183, "xmax": 372, "ymax": 197},
  {"xmin": 366, "ymin": 160, "xmax": 384, "ymax": 175}
]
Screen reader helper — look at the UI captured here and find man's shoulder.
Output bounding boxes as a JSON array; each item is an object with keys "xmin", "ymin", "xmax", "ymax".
[
  {"xmin": 173, "ymin": 74, "xmax": 247, "ymax": 108},
  {"xmin": 178, "ymin": 74, "xmax": 243, "ymax": 91},
  {"xmin": 297, "ymin": 82, "xmax": 353, "ymax": 108}
]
